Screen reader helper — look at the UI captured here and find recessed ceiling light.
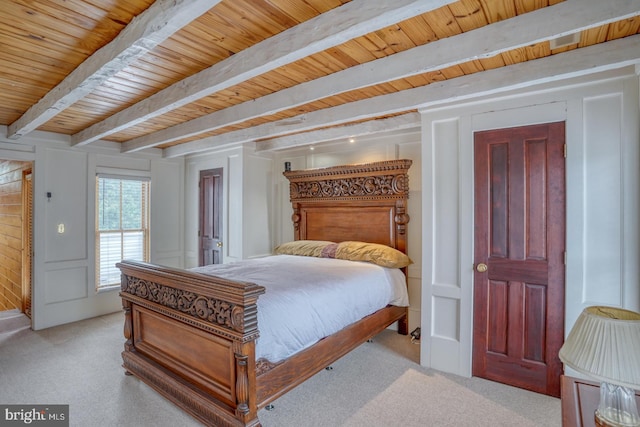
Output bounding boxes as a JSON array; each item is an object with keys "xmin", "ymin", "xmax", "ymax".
[
  {"xmin": 550, "ymin": 33, "xmax": 581, "ymax": 50},
  {"xmin": 275, "ymin": 115, "xmax": 306, "ymax": 126}
]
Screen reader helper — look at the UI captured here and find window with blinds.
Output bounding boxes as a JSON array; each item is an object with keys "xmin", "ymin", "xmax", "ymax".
[{"xmin": 96, "ymin": 175, "xmax": 150, "ymax": 289}]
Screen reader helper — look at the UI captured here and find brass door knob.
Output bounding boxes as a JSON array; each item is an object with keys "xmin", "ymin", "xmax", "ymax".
[
  {"xmin": 216, "ymin": 241, "xmax": 223, "ymax": 248},
  {"xmin": 476, "ymin": 263, "xmax": 488, "ymax": 273}
]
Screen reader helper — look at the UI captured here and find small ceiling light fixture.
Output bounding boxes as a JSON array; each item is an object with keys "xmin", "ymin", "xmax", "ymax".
[
  {"xmin": 349, "ymin": 137, "xmax": 355, "ymax": 143},
  {"xmin": 309, "ymin": 146, "xmax": 314, "ymax": 151},
  {"xmin": 550, "ymin": 32, "xmax": 581, "ymax": 50},
  {"xmin": 275, "ymin": 114, "xmax": 307, "ymax": 126}
]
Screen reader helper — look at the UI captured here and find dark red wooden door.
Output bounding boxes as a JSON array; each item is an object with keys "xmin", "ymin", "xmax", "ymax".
[
  {"xmin": 199, "ymin": 168, "xmax": 223, "ymax": 266},
  {"xmin": 472, "ymin": 122, "xmax": 566, "ymax": 397}
]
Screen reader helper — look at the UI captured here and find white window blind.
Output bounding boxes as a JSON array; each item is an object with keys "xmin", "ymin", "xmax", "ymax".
[{"xmin": 96, "ymin": 175, "xmax": 150, "ymax": 289}]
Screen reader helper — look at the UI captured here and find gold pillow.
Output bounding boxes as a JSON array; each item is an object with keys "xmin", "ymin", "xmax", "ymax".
[
  {"xmin": 334, "ymin": 241, "xmax": 412, "ymax": 268},
  {"xmin": 273, "ymin": 240, "xmax": 335, "ymax": 257}
]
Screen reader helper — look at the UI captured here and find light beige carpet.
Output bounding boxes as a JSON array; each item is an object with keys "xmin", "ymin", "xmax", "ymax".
[
  {"xmin": 0, "ymin": 309, "xmax": 30, "ymax": 334},
  {"xmin": 258, "ymin": 326, "xmax": 560, "ymax": 427},
  {"xmin": 0, "ymin": 311, "xmax": 561, "ymax": 426},
  {"xmin": 344, "ymin": 369, "xmax": 540, "ymax": 427}
]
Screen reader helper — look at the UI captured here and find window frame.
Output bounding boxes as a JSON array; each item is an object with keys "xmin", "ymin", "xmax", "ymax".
[{"xmin": 95, "ymin": 174, "xmax": 150, "ymax": 291}]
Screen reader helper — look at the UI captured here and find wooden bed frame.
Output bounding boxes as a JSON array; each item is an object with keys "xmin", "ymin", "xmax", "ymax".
[{"xmin": 118, "ymin": 159, "xmax": 412, "ymax": 426}]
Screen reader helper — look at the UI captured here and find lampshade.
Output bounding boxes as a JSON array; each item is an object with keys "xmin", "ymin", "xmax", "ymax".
[{"xmin": 559, "ymin": 306, "xmax": 640, "ymax": 390}]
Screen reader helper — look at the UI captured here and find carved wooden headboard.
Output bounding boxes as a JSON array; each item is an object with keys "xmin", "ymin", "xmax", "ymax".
[{"xmin": 283, "ymin": 159, "xmax": 412, "ymax": 253}]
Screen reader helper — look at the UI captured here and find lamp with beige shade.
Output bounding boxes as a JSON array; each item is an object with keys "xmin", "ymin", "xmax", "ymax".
[{"xmin": 559, "ymin": 306, "xmax": 640, "ymax": 427}]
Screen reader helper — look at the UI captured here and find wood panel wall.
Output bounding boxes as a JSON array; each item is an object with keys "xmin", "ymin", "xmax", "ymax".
[{"xmin": 0, "ymin": 160, "xmax": 31, "ymax": 312}]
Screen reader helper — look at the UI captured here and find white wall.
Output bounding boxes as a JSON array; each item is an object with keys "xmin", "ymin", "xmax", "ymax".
[
  {"xmin": 420, "ymin": 68, "xmax": 640, "ymax": 377},
  {"xmin": 184, "ymin": 146, "xmax": 274, "ymax": 267},
  {"xmin": 0, "ymin": 131, "xmax": 184, "ymax": 330},
  {"xmin": 272, "ymin": 130, "xmax": 423, "ymax": 335},
  {"xmin": 184, "ymin": 148, "xmax": 235, "ymax": 267},
  {"xmin": 242, "ymin": 149, "xmax": 275, "ymax": 258},
  {"xmin": 150, "ymin": 158, "xmax": 185, "ymax": 267}
]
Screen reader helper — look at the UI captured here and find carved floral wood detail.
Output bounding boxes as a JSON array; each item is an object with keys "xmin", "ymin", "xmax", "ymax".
[
  {"xmin": 121, "ymin": 275, "xmax": 244, "ymax": 333},
  {"xmin": 255, "ymin": 358, "xmax": 283, "ymax": 376},
  {"xmin": 290, "ymin": 173, "xmax": 409, "ymax": 199},
  {"xmin": 284, "ymin": 159, "xmax": 411, "ymax": 202}
]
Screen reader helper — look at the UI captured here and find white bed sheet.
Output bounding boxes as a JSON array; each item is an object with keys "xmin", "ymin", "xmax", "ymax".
[{"xmin": 191, "ymin": 254, "xmax": 409, "ymax": 362}]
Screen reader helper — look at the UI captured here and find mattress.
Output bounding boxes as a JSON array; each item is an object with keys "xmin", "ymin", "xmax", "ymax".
[{"xmin": 191, "ymin": 254, "xmax": 409, "ymax": 362}]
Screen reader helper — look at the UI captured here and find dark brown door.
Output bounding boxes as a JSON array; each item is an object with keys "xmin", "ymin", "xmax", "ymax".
[
  {"xmin": 199, "ymin": 168, "xmax": 223, "ymax": 266},
  {"xmin": 472, "ymin": 122, "xmax": 565, "ymax": 397}
]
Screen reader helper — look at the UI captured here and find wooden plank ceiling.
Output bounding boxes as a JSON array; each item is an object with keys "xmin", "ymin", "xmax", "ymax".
[{"xmin": 0, "ymin": 0, "xmax": 639, "ymax": 157}]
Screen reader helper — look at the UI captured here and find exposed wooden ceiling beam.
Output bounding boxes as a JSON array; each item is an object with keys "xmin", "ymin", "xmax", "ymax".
[
  {"xmin": 6, "ymin": 0, "xmax": 217, "ymax": 141},
  {"xmin": 164, "ymin": 34, "xmax": 640, "ymax": 157},
  {"xmin": 123, "ymin": 0, "xmax": 640, "ymax": 153},
  {"xmin": 255, "ymin": 113, "xmax": 421, "ymax": 152},
  {"xmin": 72, "ymin": 0, "xmax": 457, "ymax": 147}
]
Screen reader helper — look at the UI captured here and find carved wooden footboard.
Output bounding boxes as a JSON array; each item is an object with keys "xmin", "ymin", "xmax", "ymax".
[
  {"xmin": 118, "ymin": 159, "xmax": 412, "ymax": 426},
  {"xmin": 118, "ymin": 261, "xmax": 265, "ymax": 426},
  {"xmin": 119, "ymin": 260, "xmax": 407, "ymax": 426}
]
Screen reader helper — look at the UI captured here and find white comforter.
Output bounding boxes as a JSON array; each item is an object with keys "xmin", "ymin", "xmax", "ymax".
[{"xmin": 191, "ymin": 255, "xmax": 409, "ymax": 362}]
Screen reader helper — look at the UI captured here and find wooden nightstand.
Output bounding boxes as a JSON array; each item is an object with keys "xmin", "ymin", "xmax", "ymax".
[{"xmin": 562, "ymin": 375, "xmax": 640, "ymax": 427}]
